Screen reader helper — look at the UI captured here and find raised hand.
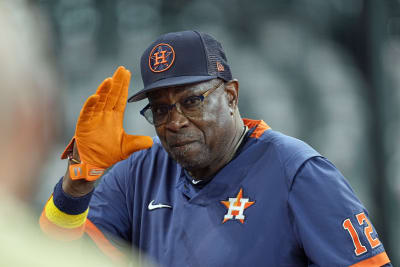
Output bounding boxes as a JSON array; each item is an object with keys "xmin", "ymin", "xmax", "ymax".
[{"xmin": 61, "ymin": 66, "xmax": 153, "ymax": 181}]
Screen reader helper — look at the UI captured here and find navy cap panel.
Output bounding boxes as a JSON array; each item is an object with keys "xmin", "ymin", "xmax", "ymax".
[{"xmin": 141, "ymin": 31, "xmax": 209, "ymax": 87}]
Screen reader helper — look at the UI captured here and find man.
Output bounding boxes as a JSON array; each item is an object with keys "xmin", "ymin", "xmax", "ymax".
[{"xmin": 41, "ymin": 30, "xmax": 391, "ymax": 266}]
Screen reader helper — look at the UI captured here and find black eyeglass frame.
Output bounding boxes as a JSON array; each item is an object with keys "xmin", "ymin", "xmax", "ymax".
[{"xmin": 140, "ymin": 80, "xmax": 224, "ymax": 126}]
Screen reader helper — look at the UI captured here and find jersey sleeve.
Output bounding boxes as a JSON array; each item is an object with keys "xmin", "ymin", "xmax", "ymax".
[
  {"xmin": 87, "ymin": 158, "xmax": 134, "ymax": 249},
  {"xmin": 39, "ymin": 177, "xmax": 93, "ymax": 241},
  {"xmin": 288, "ymin": 156, "xmax": 391, "ymax": 266},
  {"xmin": 39, "ymin": 176, "xmax": 127, "ymax": 264},
  {"xmin": 39, "ymin": 157, "xmax": 134, "ymax": 263}
]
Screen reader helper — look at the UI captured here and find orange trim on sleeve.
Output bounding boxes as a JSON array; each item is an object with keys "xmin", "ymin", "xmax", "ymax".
[
  {"xmin": 349, "ymin": 251, "xmax": 390, "ymax": 267},
  {"xmin": 85, "ymin": 219, "xmax": 126, "ymax": 264},
  {"xmin": 243, "ymin": 119, "xmax": 271, "ymax": 138},
  {"xmin": 39, "ymin": 209, "xmax": 85, "ymax": 241}
]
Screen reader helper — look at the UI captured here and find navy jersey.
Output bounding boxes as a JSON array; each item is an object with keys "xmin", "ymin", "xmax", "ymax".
[{"xmin": 88, "ymin": 120, "xmax": 390, "ymax": 266}]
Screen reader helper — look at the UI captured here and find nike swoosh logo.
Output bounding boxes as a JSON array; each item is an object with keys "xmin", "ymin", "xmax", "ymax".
[
  {"xmin": 148, "ymin": 200, "xmax": 172, "ymax": 210},
  {"xmin": 192, "ymin": 179, "xmax": 201, "ymax": 184}
]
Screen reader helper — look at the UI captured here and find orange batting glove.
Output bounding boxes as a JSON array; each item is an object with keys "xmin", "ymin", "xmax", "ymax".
[{"xmin": 61, "ymin": 66, "xmax": 153, "ymax": 181}]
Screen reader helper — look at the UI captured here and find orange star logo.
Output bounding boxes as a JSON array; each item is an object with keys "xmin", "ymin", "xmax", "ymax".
[{"xmin": 220, "ymin": 188, "xmax": 255, "ymax": 224}]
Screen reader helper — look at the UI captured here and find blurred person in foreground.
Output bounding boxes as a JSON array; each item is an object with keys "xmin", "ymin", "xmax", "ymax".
[
  {"xmin": 41, "ymin": 30, "xmax": 391, "ymax": 266},
  {"xmin": 0, "ymin": 1, "xmax": 130, "ymax": 266}
]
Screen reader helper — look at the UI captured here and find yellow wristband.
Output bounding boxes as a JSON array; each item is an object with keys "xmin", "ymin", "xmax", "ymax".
[{"xmin": 44, "ymin": 196, "xmax": 89, "ymax": 229}]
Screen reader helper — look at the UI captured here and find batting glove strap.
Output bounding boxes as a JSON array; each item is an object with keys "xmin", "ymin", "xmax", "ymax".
[
  {"xmin": 68, "ymin": 161, "xmax": 106, "ymax": 181},
  {"xmin": 61, "ymin": 137, "xmax": 106, "ymax": 181}
]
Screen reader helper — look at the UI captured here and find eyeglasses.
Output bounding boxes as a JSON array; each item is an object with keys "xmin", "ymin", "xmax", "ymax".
[{"xmin": 140, "ymin": 81, "xmax": 224, "ymax": 126}]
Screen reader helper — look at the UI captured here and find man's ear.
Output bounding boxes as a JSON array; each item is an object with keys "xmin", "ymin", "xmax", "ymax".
[{"xmin": 224, "ymin": 79, "xmax": 239, "ymax": 109}]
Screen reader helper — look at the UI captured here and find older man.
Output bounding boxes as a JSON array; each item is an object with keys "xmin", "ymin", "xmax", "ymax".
[{"xmin": 41, "ymin": 31, "xmax": 391, "ymax": 266}]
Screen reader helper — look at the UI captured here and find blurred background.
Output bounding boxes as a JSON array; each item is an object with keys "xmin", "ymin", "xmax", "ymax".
[{"xmin": 7, "ymin": 0, "xmax": 399, "ymax": 264}]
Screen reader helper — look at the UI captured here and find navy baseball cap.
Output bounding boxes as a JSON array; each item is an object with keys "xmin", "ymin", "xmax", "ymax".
[{"xmin": 128, "ymin": 30, "xmax": 232, "ymax": 102}]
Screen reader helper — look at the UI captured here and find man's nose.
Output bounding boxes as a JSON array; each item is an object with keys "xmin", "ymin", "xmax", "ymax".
[{"xmin": 165, "ymin": 105, "xmax": 189, "ymax": 131}]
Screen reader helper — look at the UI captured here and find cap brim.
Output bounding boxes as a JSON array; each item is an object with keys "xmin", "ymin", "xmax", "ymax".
[{"xmin": 128, "ymin": 75, "xmax": 217, "ymax": 102}]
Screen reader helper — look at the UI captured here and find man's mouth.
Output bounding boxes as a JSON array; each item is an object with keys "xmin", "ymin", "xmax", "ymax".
[{"xmin": 169, "ymin": 140, "xmax": 196, "ymax": 148}]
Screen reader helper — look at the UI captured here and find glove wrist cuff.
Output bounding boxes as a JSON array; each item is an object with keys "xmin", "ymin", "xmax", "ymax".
[
  {"xmin": 61, "ymin": 137, "xmax": 75, "ymax": 159},
  {"xmin": 69, "ymin": 162, "xmax": 105, "ymax": 181}
]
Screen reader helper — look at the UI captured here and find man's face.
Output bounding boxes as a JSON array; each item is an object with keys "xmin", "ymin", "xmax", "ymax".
[{"xmin": 148, "ymin": 79, "xmax": 235, "ymax": 173}]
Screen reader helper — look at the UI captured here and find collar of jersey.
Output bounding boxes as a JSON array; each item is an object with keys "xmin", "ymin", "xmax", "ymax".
[{"xmin": 175, "ymin": 125, "xmax": 260, "ymax": 205}]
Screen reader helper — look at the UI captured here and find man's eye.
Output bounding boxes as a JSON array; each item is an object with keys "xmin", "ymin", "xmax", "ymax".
[
  {"xmin": 182, "ymin": 96, "xmax": 202, "ymax": 107},
  {"xmin": 152, "ymin": 105, "xmax": 169, "ymax": 115}
]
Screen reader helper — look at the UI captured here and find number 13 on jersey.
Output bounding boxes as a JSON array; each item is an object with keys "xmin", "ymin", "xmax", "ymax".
[{"xmin": 343, "ymin": 212, "xmax": 381, "ymax": 256}]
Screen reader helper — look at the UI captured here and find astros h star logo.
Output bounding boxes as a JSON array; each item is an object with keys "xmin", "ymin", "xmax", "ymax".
[
  {"xmin": 149, "ymin": 43, "xmax": 175, "ymax": 73},
  {"xmin": 220, "ymin": 188, "xmax": 255, "ymax": 224}
]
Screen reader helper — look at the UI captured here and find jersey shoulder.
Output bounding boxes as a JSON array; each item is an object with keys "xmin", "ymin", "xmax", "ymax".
[
  {"xmin": 101, "ymin": 136, "xmax": 173, "ymax": 189},
  {"xmin": 125, "ymin": 136, "xmax": 170, "ymax": 169},
  {"xmin": 128, "ymin": 136, "xmax": 167, "ymax": 161},
  {"xmin": 251, "ymin": 129, "xmax": 321, "ymax": 185},
  {"xmin": 124, "ymin": 136, "xmax": 180, "ymax": 186}
]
